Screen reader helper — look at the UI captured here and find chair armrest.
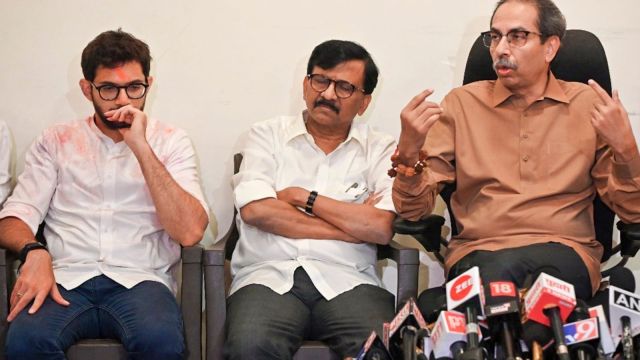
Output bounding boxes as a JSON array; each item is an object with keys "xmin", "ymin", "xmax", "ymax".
[
  {"xmin": 204, "ymin": 238, "xmax": 227, "ymax": 360},
  {"xmin": 393, "ymin": 215, "xmax": 445, "ymax": 252},
  {"xmin": 617, "ymin": 221, "xmax": 640, "ymax": 257},
  {"xmin": 378, "ymin": 240, "xmax": 419, "ymax": 310},
  {"xmin": 180, "ymin": 245, "xmax": 203, "ymax": 360}
]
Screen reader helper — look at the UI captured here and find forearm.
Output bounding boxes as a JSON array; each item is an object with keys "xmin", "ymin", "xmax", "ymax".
[
  {"xmin": 392, "ymin": 173, "xmax": 439, "ymax": 221},
  {"xmin": 132, "ymin": 144, "xmax": 208, "ymax": 246},
  {"xmin": 0, "ymin": 217, "xmax": 38, "ymax": 252},
  {"xmin": 240, "ymin": 198, "xmax": 360, "ymax": 243},
  {"xmin": 310, "ymin": 195, "xmax": 395, "ymax": 245}
]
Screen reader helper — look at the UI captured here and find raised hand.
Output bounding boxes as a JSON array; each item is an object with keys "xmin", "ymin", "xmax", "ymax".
[
  {"xmin": 398, "ymin": 89, "xmax": 443, "ymax": 163},
  {"xmin": 104, "ymin": 105, "xmax": 149, "ymax": 152},
  {"xmin": 588, "ymin": 79, "xmax": 639, "ymax": 162}
]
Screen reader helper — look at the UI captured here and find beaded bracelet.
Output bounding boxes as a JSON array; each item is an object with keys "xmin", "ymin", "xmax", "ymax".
[
  {"xmin": 305, "ymin": 190, "xmax": 318, "ymax": 214},
  {"xmin": 387, "ymin": 149, "xmax": 428, "ymax": 178}
]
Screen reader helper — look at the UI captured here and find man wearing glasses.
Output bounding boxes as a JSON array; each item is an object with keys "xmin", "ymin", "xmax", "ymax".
[
  {"xmin": 226, "ymin": 40, "xmax": 396, "ymax": 359},
  {"xmin": 393, "ymin": 0, "xmax": 639, "ymax": 301},
  {"xmin": 0, "ymin": 30, "xmax": 209, "ymax": 359}
]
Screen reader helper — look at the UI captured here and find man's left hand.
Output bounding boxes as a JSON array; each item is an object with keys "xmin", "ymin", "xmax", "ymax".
[
  {"xmin": 588, "ymin": 79, "xmax": 639, "ymax": 162},
  {"xmin": 104, "ymin": 105, "xmax": 149, "ymax": 152}
]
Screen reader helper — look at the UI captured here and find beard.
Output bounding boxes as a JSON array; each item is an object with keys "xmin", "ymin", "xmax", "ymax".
[{"xmin": 92, "ymin": 100, "xmax": 146, "ymax": 130}]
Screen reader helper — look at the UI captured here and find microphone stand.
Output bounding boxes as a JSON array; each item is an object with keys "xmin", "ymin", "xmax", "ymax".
[{"xmin": 543, "ymin": 306, "xmax": 570, "ymax": 360}]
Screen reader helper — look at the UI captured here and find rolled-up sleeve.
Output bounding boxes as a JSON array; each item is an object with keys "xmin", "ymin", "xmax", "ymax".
[
  {"xmin": 232, "ymin": 123, "xmax": 278, "ymax": 209},
  {"xmin": 0, "ymin": 132, "xmax": 58, "ymax": 234}
]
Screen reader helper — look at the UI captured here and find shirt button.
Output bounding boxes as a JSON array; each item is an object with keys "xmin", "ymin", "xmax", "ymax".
[{"xmin": 523, "ymin": 155, "xmax": 529, "ymax": 162}]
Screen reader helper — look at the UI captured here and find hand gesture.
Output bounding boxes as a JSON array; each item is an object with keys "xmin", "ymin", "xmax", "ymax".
[
  {"xmin": 8, "ymin": 250, "xmax": 68, "ymax": 321},
  {"xmin": 588, "ymin": 80, "xmax": 638, "ymax": 161},
  {"xmin": 104, "ymin": 105, "xmax": 149, "ymax": 152},
  {"xmin": 398, "ymin": 89, "xmax": 442, "ymax": 162}
]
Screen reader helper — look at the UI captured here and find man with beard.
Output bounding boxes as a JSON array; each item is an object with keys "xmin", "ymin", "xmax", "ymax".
[
  {"xmin": 0, "ymin": 29, "xmax": 209, "ymax": 359},
  {"xmin": 225, "ymin": 40, "xmax": 396, "ymax": 359},
  {"xmin": 393, "ymin": 0, "xmax": 640, "ymax": 301}
]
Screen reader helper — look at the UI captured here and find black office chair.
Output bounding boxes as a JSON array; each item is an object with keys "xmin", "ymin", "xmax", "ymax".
[
  {"xmin": 203, "ymin": 153, "xmax": 420, "ymax": 360},
  {"xmin": 395, "ymin": 29, "xmax": 640, "ymax": 285},
  {"xmin": 0, "ymin": 238, "xmax": 204, "ymax": 360}
]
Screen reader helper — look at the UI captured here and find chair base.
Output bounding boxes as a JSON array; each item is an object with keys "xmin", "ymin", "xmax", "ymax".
[
  {"xmin": 67, "ymin": 339, "xmax": 127, "ymax": 360},
  {"xmin": 293, "ymin": 341, "xmax": 340, "ymax": 360}
]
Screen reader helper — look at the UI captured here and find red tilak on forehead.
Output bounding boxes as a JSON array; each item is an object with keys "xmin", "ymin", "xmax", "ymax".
[{"xmin": 114, "ymin": 67, "xmax": 128, "ymax": 81}]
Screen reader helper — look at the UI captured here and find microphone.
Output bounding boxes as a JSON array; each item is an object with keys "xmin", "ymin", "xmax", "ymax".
[
  {"xmin": 588, "ymin": 304, "xmax": 617, "ymax": 356},
  {"xmin": 356, "ymin": 331, "xmax": 393, "ymax": 360},
  {"xmin": 418, "ymin": 286, "xmax": 447, "ymax": 324},
  {"xmin": 608, "ymin": 285, "xmax": 640, "ymax": 358},
  {"xmin": 430, "ymin": 310, "xmax": 470, "ymax": 359},
  {"xmin": 483, "ymin": 281, "xmax": 522, "ymax": 360},
  {"xmin": 564, "ymin": 300, "xmax": 599, "ymax": 360},
  {"xmin": 446, "ymin": 266, "xmax": 485, "ymax": 360},
  {"xmin": 586, "ymin": 266, "xmax": 636, "ymax": 357},
  {"xmin": 524, "ymin": 272, "xmax": 576, "ymax": 360},
  {"xmin": 383, "ymin": 298, "xmax": 428, "ymax": 360}
]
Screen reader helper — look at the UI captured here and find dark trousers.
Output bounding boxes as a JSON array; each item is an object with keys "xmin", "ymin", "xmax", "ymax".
[
  {"xmin": 224, "ymin": 267, "xmax": 395, "ymax": 359},
  {"xmin": 448, "ymin": 242, "xmax": 592, "ymax": 300},
  {"xmin": 6, "ymin": 275, "xmax": 185, "ymax": 360}
]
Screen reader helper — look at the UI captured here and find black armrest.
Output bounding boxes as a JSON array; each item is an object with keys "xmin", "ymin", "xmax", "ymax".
[
  {"xmin": 204, "ymin": 239, "xmax": 227, "ymax": 360},
  {"xmin": 393, "ymin": 215, "xmax": 445, "ymax": 252},
  {"xmin": 617, "ymin": 221, "xmax": 640, "ymax": 257},
  {"xmin": 378, "ymin": 241, "xmax": 419, "ymax": 310},
  {"xmin": 180, "ymin": 245, "xmax": 203, "ymax": 360}
]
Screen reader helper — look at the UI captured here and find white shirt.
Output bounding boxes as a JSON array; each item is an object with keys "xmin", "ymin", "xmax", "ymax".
[
  {"xmin": 0, "ymin": 117, "xmax": 209, "ymax": 294},
  {"xmin": 0, "ymin": 121, "xmax": 11, "ymax": 205},
  {"xmin": 230, "ymin": 114, "xmax": 396, "ymax": 300}
]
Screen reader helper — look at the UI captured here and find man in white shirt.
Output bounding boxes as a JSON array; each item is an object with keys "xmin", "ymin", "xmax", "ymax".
[
  {"xmin": 0, "ymin": 30, "xmax": 209, "ymax": 359},
  {"xmin": 0, "ymin": 121, "xmax": 10, "ymax": 205},
  {"xmin": 225, "ymin": 40, "xmax": 397, "ymax": 359}
]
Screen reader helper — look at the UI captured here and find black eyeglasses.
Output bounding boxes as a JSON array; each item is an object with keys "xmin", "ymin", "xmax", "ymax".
[
  {"xmin": 306, "ymin": 74, "xmax": 365, "ymax": 99},
  {"xmin": 91, "ymin": 82, "xmax": 149, "ymax": 101},
  {"xmin": 481, "ymin": 30, "xmax": 544, "ymax": 48}
]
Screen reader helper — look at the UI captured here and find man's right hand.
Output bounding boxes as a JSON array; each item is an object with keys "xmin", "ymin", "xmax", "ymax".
[
  {"xmin": 8, "ymin": 249, "xmax": 69, "ymax": 321},
  {"xmin": 398, "ymin": 89, "xmax": 443, "ymax": 163}
]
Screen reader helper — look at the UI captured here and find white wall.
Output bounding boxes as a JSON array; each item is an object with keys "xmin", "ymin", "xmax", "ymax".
[{"xmin": 1, "ymin": 0, "xmax": 639, "ymax": 292}]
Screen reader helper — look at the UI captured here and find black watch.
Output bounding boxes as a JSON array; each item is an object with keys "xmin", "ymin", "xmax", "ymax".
[{"xmin": 18, "ymin": 242, "xmax": 48, "ymax": 264}]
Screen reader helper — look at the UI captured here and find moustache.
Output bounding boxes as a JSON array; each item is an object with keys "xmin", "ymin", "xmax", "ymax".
[
  {"xmin": 493, "ymin": 57, "xmax": 518, "ymax": 71},
  {"xmin": 314, "ymin": 98, "xmax": 340, "ymax": 114}
]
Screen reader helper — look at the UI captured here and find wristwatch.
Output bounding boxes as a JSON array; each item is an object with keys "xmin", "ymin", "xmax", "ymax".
[{"xmin": 18, "ymin": 242, "xmax": 48, "ymax": 264}]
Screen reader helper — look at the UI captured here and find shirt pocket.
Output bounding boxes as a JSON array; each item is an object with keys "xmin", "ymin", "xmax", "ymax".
[{"xmin": 325, "ymin": 168, "xmax": 369, "ymax": 204}]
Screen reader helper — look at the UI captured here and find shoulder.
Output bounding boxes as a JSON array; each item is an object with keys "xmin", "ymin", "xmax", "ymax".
[{"xmin": 557, "ymin": 80, "xmax": 599, "ymax": 104}]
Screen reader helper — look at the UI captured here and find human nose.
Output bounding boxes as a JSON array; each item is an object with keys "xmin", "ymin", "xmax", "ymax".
[
  {"xmin": 114, "ymin": 87, "xmax": 130, "ymax": 106},
  {"xmin": 493, "ymin": 34, "xmax": 511, "ymax": 56},
  {"xmin": 321, "ymin": 81, "xmax": 338, "ymax": 100}
]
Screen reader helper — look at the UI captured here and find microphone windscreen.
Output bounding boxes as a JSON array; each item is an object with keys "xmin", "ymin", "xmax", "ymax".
[
  {"xmin": 567, "ymin": 299, "xmax": 591, "ymax": 322},
  {"xmin": 521, "ymin": 321, "xmax": 553, "ymax": 348},
  {"xmin": 607, "ymin": 266, "xmax": 636, "ymax": 292},
  {"xmin": 418, "ymin": 286, "xmax": 447, "ymax": 323}
]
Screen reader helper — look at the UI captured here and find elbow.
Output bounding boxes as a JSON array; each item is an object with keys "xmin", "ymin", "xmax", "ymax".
[
  {"xmin": 239, "ymin": 202, "xmax": 268, "ymax": 228},
  {"xmin": 177, "ymin": 226, "xmax": 205, "ymax": 247}
]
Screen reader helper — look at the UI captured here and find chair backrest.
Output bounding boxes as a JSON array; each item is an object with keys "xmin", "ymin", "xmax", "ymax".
[
  {"xmin": 224, "ymin": 153, "xmax": 243, "ymax": 260},
  {"xmin": 444, "ymin": 29, "xmax": 616, "ymax": 261}
]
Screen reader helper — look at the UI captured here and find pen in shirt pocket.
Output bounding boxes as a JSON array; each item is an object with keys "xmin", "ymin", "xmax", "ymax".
[{"xmin": 345, "ymin": 182, "xmax": 368, "ymax": 200}]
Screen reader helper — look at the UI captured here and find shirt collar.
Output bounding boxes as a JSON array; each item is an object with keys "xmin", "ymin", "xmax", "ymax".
[
  {"xmin": 284, "ymin": 111, "xmax": 367, "ymax": 149},
  {"xmin": 87, "ymin": 115, "xmax": 128, "ymax": 151},
  {"xmin": 492, "ymin": 71, "xmax": 570, "ymax": 107}
]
